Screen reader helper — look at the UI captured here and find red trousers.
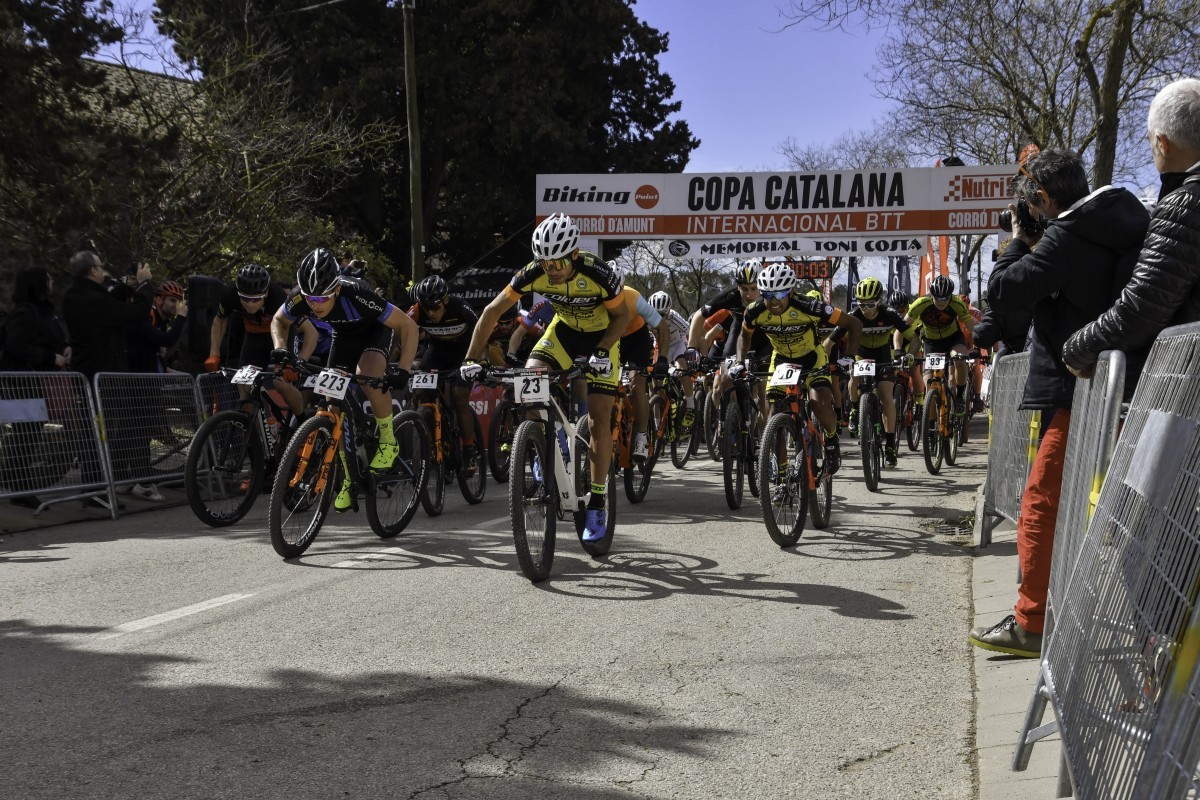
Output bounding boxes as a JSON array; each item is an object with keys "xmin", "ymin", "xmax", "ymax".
[{"xmin": 1015, "ymin": 408, "xmax": 1072, "ymax": 634}]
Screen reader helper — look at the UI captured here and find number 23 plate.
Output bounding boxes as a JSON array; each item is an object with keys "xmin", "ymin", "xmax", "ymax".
[{"xmin": 514, "ymin": 373, "xmax": 549, "ymax": 403}]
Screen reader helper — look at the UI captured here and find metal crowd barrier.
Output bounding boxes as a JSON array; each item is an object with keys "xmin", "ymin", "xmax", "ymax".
[
  {"xmin": 92, "ymin": 372, "xmax": 204, "ymax": 493},
  {"xmin": 195, "ymin": 371, "xmax": 238, "ymax": 419},
  {"xmin": 1012, "ymin": 350, "xmax": 1127, "ymax": 779},
  {"xmin": 980, "ymin": 351, "xmax": 1039, "ymax": 546},
  {"xmin": 1019, "ymin": 322, "xmax": 1200, "ymax": 798},
  {"xmin": 0, "ymin": 371, "xmax": 114, "ymax": 515}
]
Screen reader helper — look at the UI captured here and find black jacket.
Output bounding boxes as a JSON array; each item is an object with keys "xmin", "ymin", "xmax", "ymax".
[
  {"xmin": 0, "ymin": 301, "xmax": 68, "ymax": 371},
  {"xmin": 1063, "ymin": 163, "xmax": 1200, "ymax": 384},
  {"xmin": 127, "ymin": 306, "xmax": 188, "ymax": 373},
  {"xmin": 973, "ymin": 307, "xmax": 1031, "ymax": 354},
  {"xmin": 61, "ymin": 277, "xmax": 154, "ymax": 379},
  {"xmin": 988, "ymin": 186, "xmax": 1150, "ymax": 410}
]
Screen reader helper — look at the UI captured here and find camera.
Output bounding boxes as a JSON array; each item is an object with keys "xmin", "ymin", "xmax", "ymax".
[{"xmin": 999, "ymin": 199, "xmax": 1046, "ymax": 236}]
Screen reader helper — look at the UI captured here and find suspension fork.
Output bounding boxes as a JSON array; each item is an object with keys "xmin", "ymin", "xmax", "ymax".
[{"xmin": 290, "ymin": 407, "xmax": 344, "ymax": 493}]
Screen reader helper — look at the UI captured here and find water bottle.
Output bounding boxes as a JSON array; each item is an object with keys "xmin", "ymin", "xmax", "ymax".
[{"xmin": 554, "ymin": 421, "xmax": 570, "ymax": 463}]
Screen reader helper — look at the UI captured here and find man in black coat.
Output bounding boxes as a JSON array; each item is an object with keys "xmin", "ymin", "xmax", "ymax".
[
  {"xmin": 970, "ymin": 149, "xmax": 1150, "ymax": 658},
  {"xmin": 61, "ymin": 251, "xmax": 154, "ymax": 380},
  {"xmin": 1064, "ymin": 77, "xmax": 1200, "ymax": 385}
]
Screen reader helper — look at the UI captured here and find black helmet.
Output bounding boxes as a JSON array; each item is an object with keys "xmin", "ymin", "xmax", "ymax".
[
  {"xmin": 889, "ymin": 290, "xmax": 910, "ymax": 309},
  {"xmin": 929, "ymin": 275, "xmax": 955, "ymax": 299},
  {"xmin": 236, "ymin": 263, "xmax": 271, "ymax": 295},
  {"xmin": 412, "ymin": 274, "xmax": 449, "ymax": 308},
  {"xmin": 297, "ymin": 248, "xmax": 340, "ymax": 295}
]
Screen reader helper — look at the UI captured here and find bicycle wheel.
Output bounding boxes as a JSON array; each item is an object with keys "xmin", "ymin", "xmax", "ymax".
[
  {"xmin": 904, "ymin": 390, "xmax": 919, "ymax": 452},
  {"xmin": 366, "ymin": 410, "xmax": 428, "ymax": 538},
  {"xmin": 945, "ymin": 394, "xmax": 960, "ymax": 466},
  {"xmin": 859, "ymin": 393, "xmax": 881, "ymax": 493},
  {"xmin": 508, "ymin": 420, "xmax": 556, "ymax": 582},
  {"xmin": 921, "ymin": 390, "xmax": 944, "ymax": 475},
  {"xmin": 759, "ymin": 413, "xmax": 807, "ymax": 547},
  {"xmin": 186, "ymin": 410, "xmax": 264, "ymax": 527},
  {"xmin": 417, "ymin": 406, "xmax": 446, "ymax": 517},
  {"xmin": 747, "ymin": 401, "xmax": 762, "ymax": 499},
  {"xmin": 807, "ymin": 425, "xmax": 834, "ymax": 529},
  {"xmin": 705, "ymin": 394, "xmax": 723, "ymax": 462},
  {"xmin": 268, "ymin": 414, "xmax": 337, "ymax": 558},
  {"xmin": 488, "ymin": 399, "xmax": 517, "ymax": 483},
  {"xmin": 648, "ymin": 394, "xmax": 667, "ymax": 468},
  {"xmin": 623, "ymin": 403, "xmax": 654, "ymax": 505},
  {"xmin": 722, "ymin": 397, "xmax": 744, "ymax": 509},
  {"xmin": 671, "ymin": 392, "xmax": 698, "ymax": 469},
  {"xmin": 456, "ymin": 409, "xmax": 487, "ymax": 504},
  {"xmin": 573, "ymin": 414, "xmax": 617, "ymax": 557}
]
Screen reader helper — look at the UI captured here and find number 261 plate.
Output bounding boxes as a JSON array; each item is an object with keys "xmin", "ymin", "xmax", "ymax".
[
  {"xmin": 410, "ymin": 372, "xmax": 439, "ymax": 390},
  {"xmin": 313, "ymin": 369, "xmax": 351, "ymax": 400}
]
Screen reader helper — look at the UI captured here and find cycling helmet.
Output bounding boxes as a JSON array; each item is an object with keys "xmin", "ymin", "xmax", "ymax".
[
  {"xmin": 734, "ymin": 259, "xmax": 762, "ymax": 286},
  {"xmin": 929, "ymin": 275, "xmax": 955, "ymax": 299},
  {"xmin": 889, "ymin": 290, "xmax": 910, "ymax": 309},
  {"xmin": 531, "ymin": 213, "xmax": 580, "ymax": 260},
  {"xmin": 805, "ymin": 289, "xmax": 823, "ymax": 301},
  {"xmin": 649, "ymin": 291, "xmax": 671, "ymax": 312},
  {"xmin": 297, "ymin": 248, "xmax": 340, "ymax": 295},
  {"xmin": 155, "ymin": 279, "xmax": 184, "ymax": 299},
  {"xmin": 236, "ymin": 263, "xmax": 271, "ymax": 295},
  {"xmin": 855, "ymin": 277, "xmax": 884, "ymax": 303},
  {"xmin": 757, "ymin": 262, "xmax": 797, "ymax": 293},
  {"xmin": 412, "ymin": 274, "xmax": 449, "ymax": 308}
]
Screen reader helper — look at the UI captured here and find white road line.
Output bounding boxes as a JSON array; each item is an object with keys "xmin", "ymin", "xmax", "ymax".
[{"xmin": 100, "ymin": 593, "xmax": 254, "ymax": 639}]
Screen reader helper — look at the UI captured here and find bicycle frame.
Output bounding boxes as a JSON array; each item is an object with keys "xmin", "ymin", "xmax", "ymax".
[{"xmin": 772, "ymin": 377, "xmax": 826, "ymax": 491}]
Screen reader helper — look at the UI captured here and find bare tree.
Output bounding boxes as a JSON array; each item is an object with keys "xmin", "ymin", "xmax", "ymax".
[{"xmin": 780, "ymin": 0, "xmax": 1200, "ymax": 187}]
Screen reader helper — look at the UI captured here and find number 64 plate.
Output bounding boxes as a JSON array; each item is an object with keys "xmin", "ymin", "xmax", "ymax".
[{"xmin": 313, "ymin": 369, "xmax": 351, "ymax": 400}]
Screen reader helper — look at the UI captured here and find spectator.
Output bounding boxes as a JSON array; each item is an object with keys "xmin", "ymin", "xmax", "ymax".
[
  {"xmin": 127, "ymin": 280, "xmax": 188, "ymax": 374},
  {"xmin": 972, "ymin": 305, "xmax": 1032, "ymax": 358},
  {"xmin": 1, "ymin": 267, "xmax": 70, "ymax": 509},
  {"xmin": 971, "ymin": 149, "xmax": 1150, "ymax": 658},
  {"xmin": 61, "ymin": 252, "xmax": 153, "ymax": 509},
  {"xmin": 1064, "ymin": 77, "xmax": 1200, "ymax": 383}
]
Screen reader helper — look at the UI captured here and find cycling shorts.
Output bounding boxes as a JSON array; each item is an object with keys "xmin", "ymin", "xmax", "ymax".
[
  {"xmin": 921, "ymin": 331, "xmax": 967, "ymax": 357},
  {"xmin": 856, "ymin": 345, "xmax": 897, "ymax": 383},
  {"xmin": 530, "ymin": 316, "xmax": 620, "ymax": 396},
  {"xmin": 328, "ymin": 324, "xmax": 394, "ymax": 373},
  {"xmin": 414, "ymin": 344, "xmax": 470, "ymax": 390},
  {"xmin": 620, "ymin": 324, "xmax": 654, "ymax": 370},
  {"xmin": 767, "ymin": 347, "xmax": 832, "ymax": 397}
]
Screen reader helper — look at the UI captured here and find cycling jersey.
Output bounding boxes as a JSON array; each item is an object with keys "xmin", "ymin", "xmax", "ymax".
[
  {"xmin": 502, "ymin": 252, "xmax": 623, "ymax": 333},
  {"xmin": 742, "ymin": 293, "xmax": 844, "ymax": 359},
  {"xmin": 661, "ymin": 309, "xmax": 689, "ymax": 362},
  {"xmin": 407, "ymin": 295, "xmax": 477, "ymax": 349},
  {"xmin": 619, "ymin": 287, "xmax": 661, "ymax": 337},
  {"xmin": 217, "ymin": 282, "xmax": 288, "ymax": 334},
  {"xmin": 829, "ymin": 307, "xmax": 908, "ymax": 350},
  {"xmin": 700, "ymin": 286, "xmax": 744, "ymax": 318},
  {"xmin": 518, "ymin": 298, "xmax": 555, "ymax": 334},
  {"xmin": 906, "ymin": 294, "xmax": 972, "ymax": 340},
  {"xmin": 280, "ymin": 277, "xmax": 398, "ymax": 333}
]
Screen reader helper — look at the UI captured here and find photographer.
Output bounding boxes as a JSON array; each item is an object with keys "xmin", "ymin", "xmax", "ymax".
[
  {"xmin": 970, "ymin": 149, "xmax": 1149, "ymax": 658},
  {"xmin": 62, "ymin": 253, "xmax": 154, "ymax": 379}
]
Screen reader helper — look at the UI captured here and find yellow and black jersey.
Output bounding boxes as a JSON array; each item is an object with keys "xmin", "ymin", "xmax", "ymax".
[
  {"xmin": 830, "ymin": 306, "xmax": 908, "ymax": 350},
  {"xmin": 905, "ymin": 294, "xmax": 972, "ymax": 340},
  {"xmin": 742, "ymin": 293, "xmax": 845, "ymax": 358},
  {"xmin": 502, "ymin": 252, "xmax": 623, "ymax": 333}
]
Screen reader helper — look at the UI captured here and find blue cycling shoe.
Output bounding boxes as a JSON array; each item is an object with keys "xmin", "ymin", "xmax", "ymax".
[{"xmin": 582, "ymin": 508, "xmax": 607, "ymax": 542}]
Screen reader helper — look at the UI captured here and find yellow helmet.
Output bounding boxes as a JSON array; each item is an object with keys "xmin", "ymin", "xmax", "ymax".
[
  {"xmin": 805, "ymin": 289, "xmax": 823, "ymax": 301},
  {"xmin": 855, "ymin": 277, "xmax": 884, "ymax": 302}
]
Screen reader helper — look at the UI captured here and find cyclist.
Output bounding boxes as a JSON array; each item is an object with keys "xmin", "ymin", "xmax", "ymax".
[
  {"xmin": 828, "ymin": 278, "xmax": 912, "ymax": 467},
  {"xmin": 737, "ymin": 263, "xmax": 862, "ymax": 474},
  {"xmin": 460, "ymin": 213, "xmax": 629, "ymax": 542},
  {"xmin": 408, "ymin": 274, "xmax": 481, "ymax": 473},
  {"xmin": 895, "ymin": 276, "xmax": 976, "ymax": 413},
  {"xmin": 272, "ymin": 247, "xmax": 420, "ymax": 511},
  {"xmin": 506, "ymin": 295, "xmax": 555, "ymax": 365},
  {"xmin": 809, "ymin": 288, "xmax": 850, "ymax": 430},
  {"xmin": 649, "ymin": 291, "xmax": 698, "ymax": 431},
  {"xmin": 616, "ymin": 284, "xmax": 671, "ymax": 462},
  {"xmin": 208, "ymin": 263, "xmax": 314, "ymax": 417},
  {"xmin": 691, "ymin": 262, "xmax": 770, "ymax": 418}
]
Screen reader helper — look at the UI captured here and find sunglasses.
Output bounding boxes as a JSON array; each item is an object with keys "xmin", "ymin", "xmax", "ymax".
[
  {"xmin": 859, "ymin": 300, "xmax": 880, "ymax": 309},
  {"xmin": 420, "ymin": 299, "xmax": 445, "ymax": 310},
  {"xmin": 239, "ymin": 292, "xmax": 267, "ymax": 302},
  {"xmin": 761, "ymin": 289, "xmax": 790, "ymax": 301},
  {"xmin": 304, "ymin": 294, "xmax": 333, "ymax": 304},
  {"xmin": 539, "ymin": 258, "xmax": 571, "ymax": 271}
]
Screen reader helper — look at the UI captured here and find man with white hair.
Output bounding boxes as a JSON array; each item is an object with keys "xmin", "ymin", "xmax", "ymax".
[{"xmin": 1064, "ymin": 77, "xmax": 1200, "ymax": 380}]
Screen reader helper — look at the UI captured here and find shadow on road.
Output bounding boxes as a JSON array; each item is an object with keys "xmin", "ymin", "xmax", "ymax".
[{"xmin": 1, "ymin": 618, "xmax": 732, "ymax": 799}]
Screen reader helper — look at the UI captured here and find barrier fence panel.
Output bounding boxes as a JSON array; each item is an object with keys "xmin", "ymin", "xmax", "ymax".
[
  {"xmin": 1012, "ymin": 350, "xmax": 1127, "ymax": 772},
  {"xmin": 195, "ymin": 371, "xmax": 238, "ymax": 419},
  {"xmin": 0, "ymin": 371, "xmax": 113, "ymax": 514},
  {"xmin": 93, "ymin": 373, "xmax": 205, "ymax": 495},
  {"xmin": 1035, "ymin": 322, "xmax": 1200, "ymax": 799},
  {"xmin": 981, "ymin": 351, "xmax": 1037, "ymax": 546}
]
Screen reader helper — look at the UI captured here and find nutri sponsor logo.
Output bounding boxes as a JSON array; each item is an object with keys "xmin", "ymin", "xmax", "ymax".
[
  {"xmin": 943, "ymin": 174, "xmax": 1011, "ymax": 202},
  {"xmin": 542, "ymin": 185, "xmax": 631, "ymax": 205}
]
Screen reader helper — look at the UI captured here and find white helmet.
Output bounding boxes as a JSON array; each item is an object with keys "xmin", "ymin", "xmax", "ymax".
[
  {"xmin": 649, "ymin": 291, "xmax": 671, "ymax": 312},
  {"xmin": 757, "ymin": 262, "xmax": 797, "ymax": 293},
  {"xmin": 531, "ymin": 213, "xmax": 580, "ymax": 260}
]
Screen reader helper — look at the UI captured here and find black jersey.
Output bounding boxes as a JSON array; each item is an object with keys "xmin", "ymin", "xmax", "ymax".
[
  {"xmin": 280, "ymin": 277, "xmax": 397, "ymax": 333},
  {"xmin": 829, "ymin": 306, "xmax": 908, "ymax": 350},
  {"xmin": 216, "ymin": 282, "xmax": 288, "ymax": 334},
  {"xmin": 701, "ymin": 286, "xmax": 745, "ymax": 318},
  {"xmin": 407, "ymin": 295, "xmax": 477, "ymax": 347}
]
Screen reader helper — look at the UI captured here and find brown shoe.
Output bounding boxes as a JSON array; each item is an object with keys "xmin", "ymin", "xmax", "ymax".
[{"xmin": 969, "ymin": 614, "xmax": 1042, "ymax": 658}]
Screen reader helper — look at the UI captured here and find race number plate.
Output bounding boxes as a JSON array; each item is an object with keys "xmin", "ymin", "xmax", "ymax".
[
  {"xmin": 230, "ymin": 365, "xmax": 260, "ymax": 385},
  {"xmin": 852, "ymin": 359, "xmax": 875, "ymax": 377},
  {"xmin": 925, "ymin": 353, "xmax": 947, "ymax": 371},
  {"xmin": 301, "ymin": 375, "xmax": 318, "ymax": 389},
  {"xmin": 313, "ymin": 369, "xmax": 351, "ymax": 400},
  {"xmin": 410, "ymin": 371, "xmax": 439, "ymax": 390},
  {"xmin": 768, "ymin": 363, "xmax": 802, "ymax": 387},
  {"xmin": 514, "ymin": 372, "xmax": 550, "ymax": 404}
]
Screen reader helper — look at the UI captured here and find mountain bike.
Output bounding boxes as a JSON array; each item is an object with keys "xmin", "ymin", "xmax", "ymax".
[
  {"xmin": 892, "ymin": 360, "xmax": 919, "ymax": 452},
  {"xmin": 410, "ymin": 369, "xmax": 486, "ymax": 515},
  {"xmin": 719, "ymin": 361, "xmax": 765, "ymax": 510},
  {"xmin": 759, "ymin": 362, "xmax": 835, "ymax": 547},
  {"xmin": 918, "ymin": 353, "xmax": 973, "ymax": 475},
  {"xmin": 487, "ymin": 361, "xmax": 616, "ymax": 582},
  {"xmin": 612, "ymin": 365, "xmax": 658, "ymax": 504},
  {"xmin": 488, "ymin": 390, "xmax": 520, "ymax": 484},
  {"xmin": 267, "ymin": 362, "xmax": 427, "ymax": 558},
  {"xmin": 654, "ymin": 363, "xmax": 704, "ymax": 469},
  {"xmin": 853, "ymin": 359, "xmax": 888, "ymax": 493},
  {"xmin": 186, "ymin": 365, "xmax": 298, "ymax": 526}
]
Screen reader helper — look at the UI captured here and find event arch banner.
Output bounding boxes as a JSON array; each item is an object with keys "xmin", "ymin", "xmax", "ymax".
[{"xmin": 537, "ymin": 166, "xmax": 1015, "ymax": 257}]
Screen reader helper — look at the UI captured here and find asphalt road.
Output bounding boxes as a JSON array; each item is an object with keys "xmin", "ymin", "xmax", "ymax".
[{"xmin": 2, "ymin": 424, "xmax": 986, "ymax": 799}]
